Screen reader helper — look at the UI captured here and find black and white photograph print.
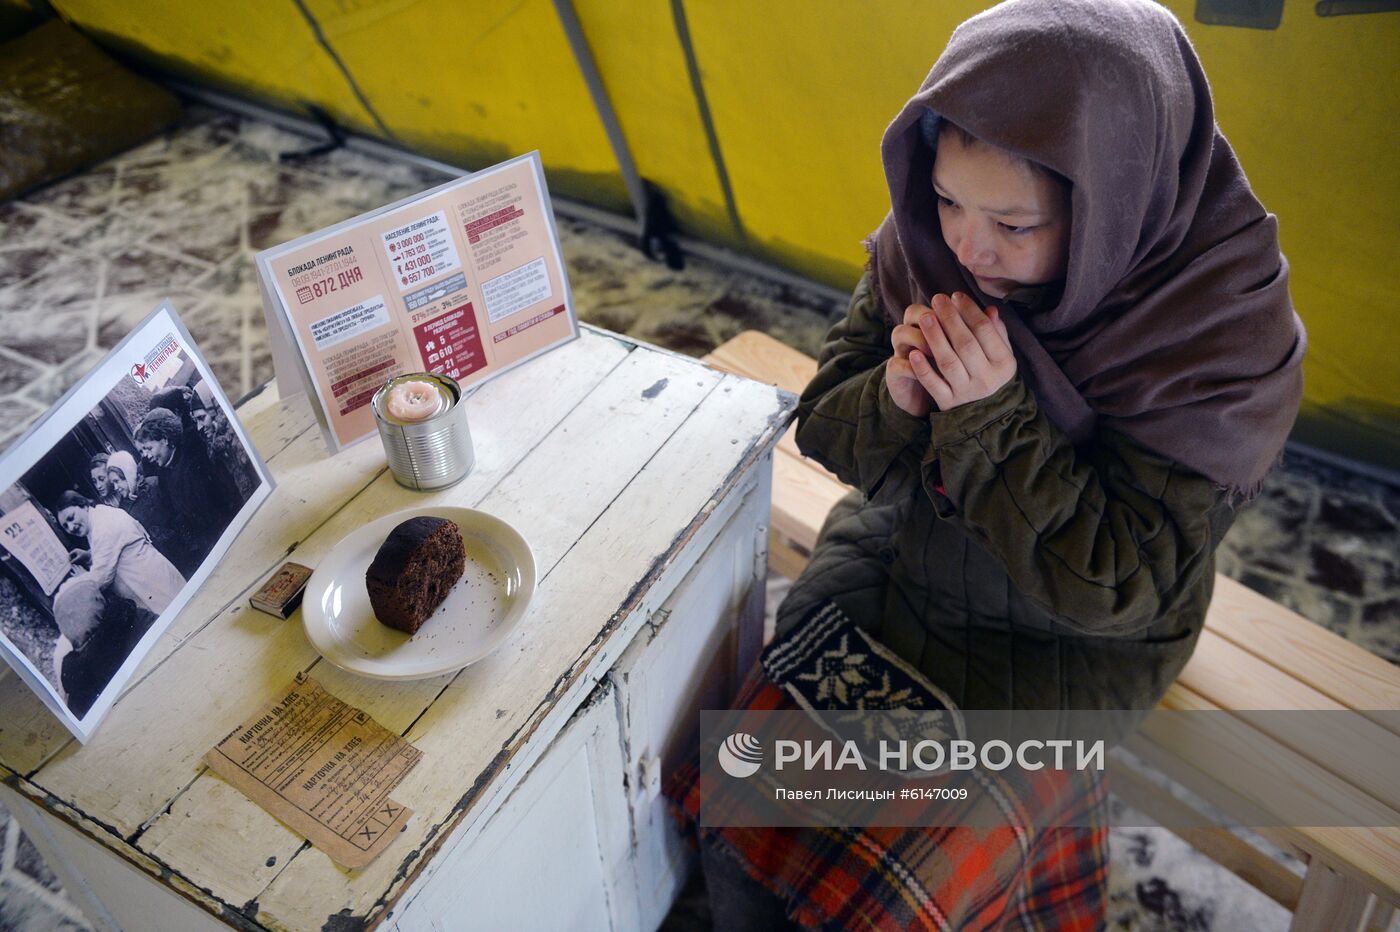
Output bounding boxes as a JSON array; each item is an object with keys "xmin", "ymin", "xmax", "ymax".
[{"xmin": 0, "ymin": 302, "xmax": 273, "ymax": 742}]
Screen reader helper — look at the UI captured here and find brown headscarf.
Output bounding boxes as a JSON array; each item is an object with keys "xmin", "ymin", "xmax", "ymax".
[{"xmin": 869, "ymin": 0, "xmax": 1305, "ymax": 496}]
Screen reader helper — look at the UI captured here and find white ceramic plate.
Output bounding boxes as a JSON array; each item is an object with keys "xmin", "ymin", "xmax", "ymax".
[{"xmin": 302, "ymin": 506, "xmax": 536, "ymax": 680}]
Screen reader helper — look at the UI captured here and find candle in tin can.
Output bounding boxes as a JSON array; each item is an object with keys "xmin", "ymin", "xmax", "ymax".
[
  {"xmin": 384, "ymin": 378, "xmax": 450, "ymax": 422},
  {"xmin": 372, "ymin": 373, "xmax": 474, "ymax": 490}
]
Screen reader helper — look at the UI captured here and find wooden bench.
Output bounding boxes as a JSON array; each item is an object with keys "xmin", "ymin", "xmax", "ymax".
[{"xmin": 705, "ymin": 329, "xmax": 1400, "ymax": 932}]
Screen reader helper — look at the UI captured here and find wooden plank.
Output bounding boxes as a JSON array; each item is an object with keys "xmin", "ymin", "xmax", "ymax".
[
  {"xmin": 230, "ymin": 381, "xmax": 281, "ymax": 422},
  {"xmin": 473, "ymin": 357, "xmax": 721, "ymax": 573},
  {"xmin": 1110, "ymin": 757, "xmax": 1303, "ymax": 910},
  {"xmin": 135, "ymin": 665, "xmax": 455, "ymax": 907},
  {"xmin": 231, "ymin": 382, "xmax": 305, "ymax": 463},
  {"xmin": 770, "ymin": 446, "xmax": 846, "ymax": 553},
  {"xmin": 0, "ymin": 675, "xmax": 87, "ymax": 780},
  {"xmin": 1176, "ymin": 627, "xmax": 1400, "ymax": 813},
  {"xmin": 250, "ymin": 374, "xmax": 786, "ymax": 930},
  {"xmin": 1133, "ymin": 751, "xmax": 1400, "ymax": 912},
  {"xmin": 768, "ymin": 529, "xmax": 812, "ymax": 581},
  {"xmin": 705, "ymin": 329, "xmax": 816, "ymax": 396},
  {"xmin": 1206, "ymin": 574, "xmax": 1400, "ymax": 726},
  {"xmin": 1135, "ymin": 683, "xmax": 1400, "ymax": 902},
  {"xmin": 774, "ymin": 422, "xmax": 843, "ymax": 490},
  {"xmin": 1292, "ymin": 861, "xmax": 1374, "ymax": 932},
  {"xmin": 704, "ymin": 331, "xmax": 854, "ymax": 591},
  {"xmin": 1152, "ymin": 683, "xmax": 1393, "ymax": 823},
  {"xmin": 705, "ymin": 334, "xmax": 847, "ymax": 494}
]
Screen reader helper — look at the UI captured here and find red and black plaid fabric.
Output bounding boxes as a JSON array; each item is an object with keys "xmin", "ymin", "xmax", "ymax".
[{"xmin": 667, "ymin": 604, "xmax": 1109, "ymax": 931}]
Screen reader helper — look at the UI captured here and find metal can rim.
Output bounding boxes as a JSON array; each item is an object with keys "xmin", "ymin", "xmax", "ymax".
[{"xmin": 371, "ymin": 372, "xmax": 462, "ymax": 426}]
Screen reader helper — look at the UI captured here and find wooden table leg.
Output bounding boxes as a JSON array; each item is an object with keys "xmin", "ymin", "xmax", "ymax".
[{"xmin": 1291, "ymin": 862, "xmax": 1375, "ymax": 931}]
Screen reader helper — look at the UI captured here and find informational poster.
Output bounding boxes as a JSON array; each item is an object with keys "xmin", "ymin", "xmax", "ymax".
[
  {"xmin": 0, "ymin": 501, "xmax": 71, "ymax": 596},
  {"xmin": 256, "ymin": 152, "xmax": 578, "ymax": 452},
  {"xmin": 0, "ymin": 303, "xmax": 274, "ymax": 743}
]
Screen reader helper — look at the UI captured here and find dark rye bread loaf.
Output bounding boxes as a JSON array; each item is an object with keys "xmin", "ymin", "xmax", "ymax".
[{"xmin": 366, "ymin": 516, "xmax": 465, "ymax": 634}]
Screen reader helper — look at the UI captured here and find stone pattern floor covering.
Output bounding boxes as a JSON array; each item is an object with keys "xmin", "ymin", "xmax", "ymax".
[{"xmin": 0, "ymin": 108, "xmax": 1396, "ymax": 931}]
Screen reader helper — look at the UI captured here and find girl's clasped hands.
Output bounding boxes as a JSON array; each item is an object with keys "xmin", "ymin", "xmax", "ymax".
[{"xmin": 886, "ymin": 292, "xmax": 1017, "ymax": 417}]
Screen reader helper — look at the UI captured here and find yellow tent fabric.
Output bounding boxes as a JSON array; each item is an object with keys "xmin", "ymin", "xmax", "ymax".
[{"xmin": 11, "ymin": 0, "xmax": 1400, "ymax": 462}]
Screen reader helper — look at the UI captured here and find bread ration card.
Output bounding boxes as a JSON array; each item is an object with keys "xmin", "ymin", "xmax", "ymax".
[{"xmin": 205, "ymin": 673, "xmax": 423, "ymax": 869}]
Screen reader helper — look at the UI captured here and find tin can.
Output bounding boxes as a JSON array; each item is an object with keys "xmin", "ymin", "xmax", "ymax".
[{"xmin": 371, "ymin": 372, "xmax": 474, "ymax": 490}]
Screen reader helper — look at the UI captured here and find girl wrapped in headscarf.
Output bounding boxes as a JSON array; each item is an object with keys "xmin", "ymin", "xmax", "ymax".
[
  {"xmin": 87, "ymin": 452, "xmax": 121, "ymax": 507},
  {"xmin": 106, "ymin": 450, "xmax": 179, "ymax": 568},
  {"xmin": 671, "ymin": 1, "xmax": 1304, "ymax": 927}
]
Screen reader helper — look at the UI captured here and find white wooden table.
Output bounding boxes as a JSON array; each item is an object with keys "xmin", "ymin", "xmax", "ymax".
[{"xmin": 0, "ymin": 326, "xmax": 794, "ymax": 931}]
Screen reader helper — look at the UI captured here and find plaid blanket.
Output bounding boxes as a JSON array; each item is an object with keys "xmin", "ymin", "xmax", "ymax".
[{"xmin": 667, "ymin": 600, "xmax": 1109, "ymax": 931}]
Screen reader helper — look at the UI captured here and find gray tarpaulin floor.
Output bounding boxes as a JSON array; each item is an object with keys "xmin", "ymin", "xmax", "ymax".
[{"xmin": 0, "ymin": 108, "xmax": 1396, "ymax": 932}]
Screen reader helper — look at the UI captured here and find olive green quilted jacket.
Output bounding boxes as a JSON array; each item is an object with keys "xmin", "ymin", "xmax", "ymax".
[{"xmin": 776, "ymin": 275, "xmax": 1238, "ymax": 713}]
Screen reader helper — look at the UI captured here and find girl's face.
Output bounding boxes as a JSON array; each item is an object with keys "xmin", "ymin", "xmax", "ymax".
[
  {"xmin": 108, "ymin": 467, "xmax": 132, "ymax": 500},
  {"xmin": 58, "ymin": 505, "xmax": 89, "ymax": 539},
  {"xmin": 90, "ymin": 466, "xmax": 109, "ymax": 497},
  {"xmin": 932, "ymin": 130, "xmax": 1071, "ymax": 300}
]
